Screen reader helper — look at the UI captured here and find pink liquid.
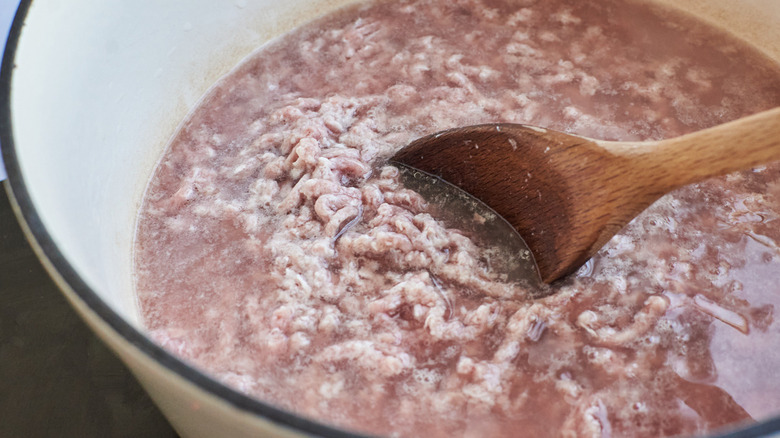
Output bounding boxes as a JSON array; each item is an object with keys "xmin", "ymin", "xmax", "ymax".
[{"xmin": 135, "ymin": 0, "xmax": 780, "ymax": 436}]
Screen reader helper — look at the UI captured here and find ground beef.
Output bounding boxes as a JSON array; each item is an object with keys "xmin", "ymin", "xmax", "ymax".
[{"xmin": 134, "ymin": 0, "xmax": 780, "ymax": 436}]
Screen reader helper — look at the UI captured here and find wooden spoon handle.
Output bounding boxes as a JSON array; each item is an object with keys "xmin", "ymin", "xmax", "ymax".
[{"xmin": 600, "ymin": 107, "xmax": 780, "ymax": 191}]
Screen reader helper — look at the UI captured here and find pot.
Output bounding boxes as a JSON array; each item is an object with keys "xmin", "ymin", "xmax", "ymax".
[{"xmin": 1, "ymin": 0, "xmax": 779, "ymax": 437}]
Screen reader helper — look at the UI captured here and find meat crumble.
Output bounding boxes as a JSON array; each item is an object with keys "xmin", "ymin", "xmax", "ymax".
[{"xmin": 134, "ymin": 0, "xmax": 780, "ymax": 436}]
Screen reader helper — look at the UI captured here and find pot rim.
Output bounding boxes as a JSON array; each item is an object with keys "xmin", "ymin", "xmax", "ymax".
[
  {"xmin": 1, "ymin": 1, "xmax": 779, "ymax": 438},
  {"xmin": 0, "ymin": 2, "xmax": 366, "ymax": 437}
]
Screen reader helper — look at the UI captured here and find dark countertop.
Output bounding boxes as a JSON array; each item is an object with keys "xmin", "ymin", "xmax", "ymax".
[{"xmin": 0, "ymin": 182, "xmax": 178, "ymax": 438}]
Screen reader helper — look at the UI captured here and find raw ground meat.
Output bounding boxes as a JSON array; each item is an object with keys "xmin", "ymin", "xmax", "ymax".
[{"xmin": 134, "ymin": 0, "xmax": 780, "ymax": 436}]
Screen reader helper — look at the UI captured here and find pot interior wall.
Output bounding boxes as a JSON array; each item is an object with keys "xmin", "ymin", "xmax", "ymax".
[
  {"xmin": 7, "ymin": 0, "xmax": 779, "ymax": 328},
  {"xmin": 8, "ymin": 0, "xmax": 358, "ymax": 325}
]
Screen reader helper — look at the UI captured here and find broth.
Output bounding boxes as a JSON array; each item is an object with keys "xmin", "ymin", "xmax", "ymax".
[{"xmin": 135, "ymin": 0, "xmax": 780, "ymax": 436}]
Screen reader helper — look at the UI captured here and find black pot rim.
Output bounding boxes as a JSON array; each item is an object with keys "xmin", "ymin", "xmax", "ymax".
[
  {"xmin": 0, "ymin": 2, "xmax": 367, "ymax": 437},
  {"xmin": 1, "ymin": 2, "xmax": 779, "ymax": 438}
]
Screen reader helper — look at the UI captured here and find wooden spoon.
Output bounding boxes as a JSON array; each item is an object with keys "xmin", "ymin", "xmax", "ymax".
[{"xmin": 391, "ymin": 107, "xmax": 780, "ymax": 284}]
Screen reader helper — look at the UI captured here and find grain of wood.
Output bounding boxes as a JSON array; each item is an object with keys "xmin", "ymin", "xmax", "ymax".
[{"xmin": 392, "ymin": 107, "xmax": 780, "ymax": 283}]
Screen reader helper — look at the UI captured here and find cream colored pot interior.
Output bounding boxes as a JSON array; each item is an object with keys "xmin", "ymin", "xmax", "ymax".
[
  {"xmin": 10, "ymin": 0, "xmax": 360, "ymax": 325},
  {"xmin": 6, "ymin": 0, "xmax": 779, "ymax": 435}
]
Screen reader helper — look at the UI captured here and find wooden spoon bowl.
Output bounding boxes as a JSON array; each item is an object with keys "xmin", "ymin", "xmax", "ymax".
[{"xmin": 392, "ymin": 107, "xmax": 780, "ymax": 283}]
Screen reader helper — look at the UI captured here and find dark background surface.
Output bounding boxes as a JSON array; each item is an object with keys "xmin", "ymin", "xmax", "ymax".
[{"xmin": 0, "ymin": 183, "xmax": 179, "ymax": 437}]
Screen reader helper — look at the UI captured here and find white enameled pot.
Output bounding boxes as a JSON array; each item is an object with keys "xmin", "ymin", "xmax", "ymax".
[{"xmin": 1, "ymin": 1, "xmax": 779, "ymax": 437}]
